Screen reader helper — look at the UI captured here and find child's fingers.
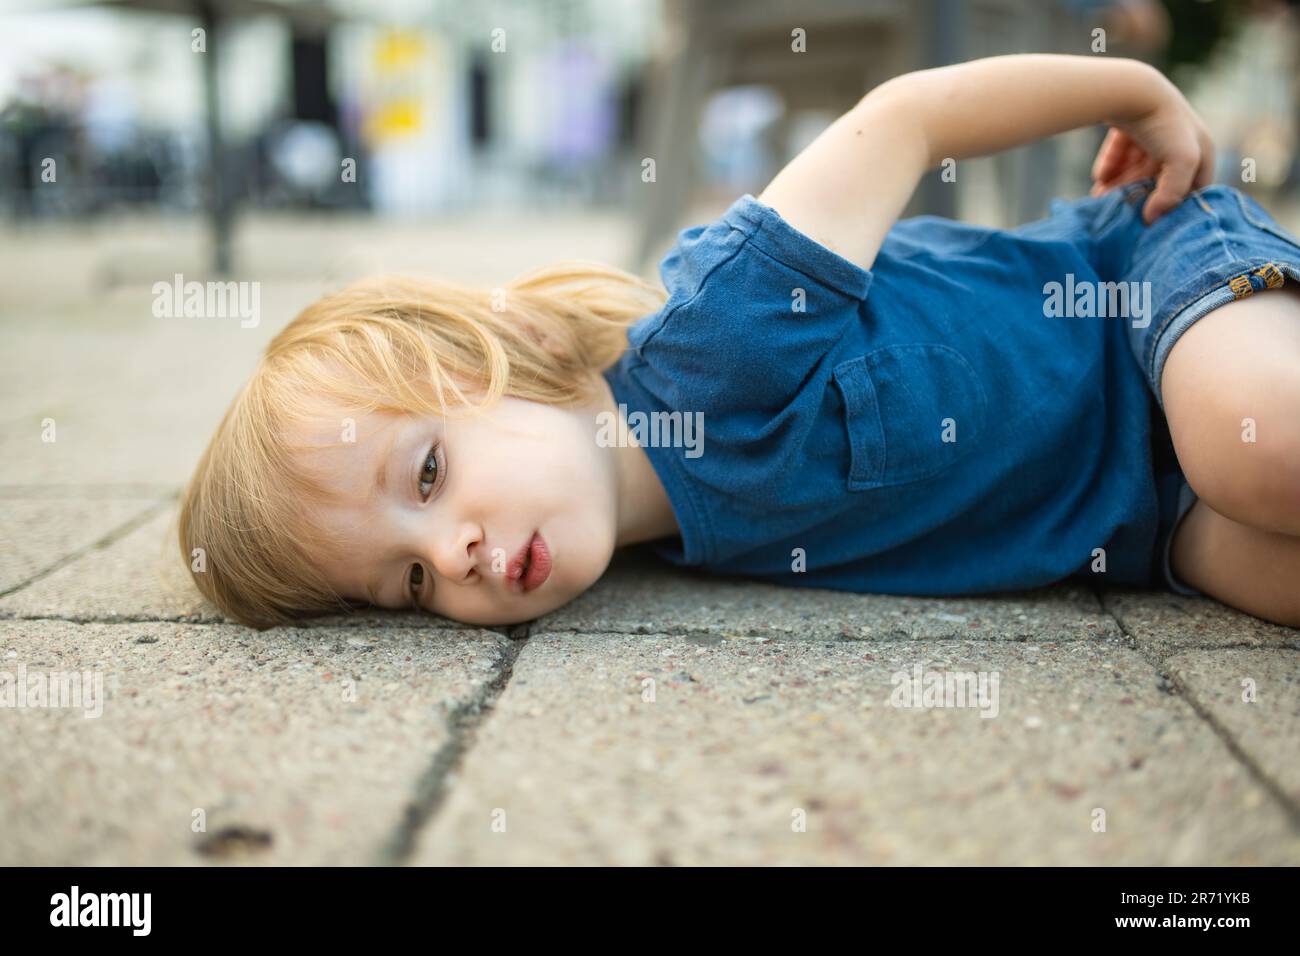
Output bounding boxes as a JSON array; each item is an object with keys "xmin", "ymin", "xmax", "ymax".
[
  {"xmin": 1143, "ymin": 157, "xmax": 1197, "ymax": 224},
  {"xmin": 1089, "ymin": 131, "xmax": 1109, "ymax": 180},
  {"xmin": 1193, "ymin": 156, "xmax": 1214, "ymax": 190},
  {"xmin": 1091, "ymin": 128, "xmax": 1138, "ymax": 183},
  {"xmin": 1120, "ymin": 155, "xmax": 1160, "ymax": 186},
  {"xmin": 1191, "ymin": 129, "xmax": 1216, "ymax": 189},
  {"xmin": 1091, "ymin": 129, "xmax": 1129, "ymax": 183},
  {"xmin": 1091, "ymin": 132, "xmax": 1165, "ymax": 199},
  {"xmin": 1091, "ymin": 154, "xmax": 1159, "ymax": 196}
]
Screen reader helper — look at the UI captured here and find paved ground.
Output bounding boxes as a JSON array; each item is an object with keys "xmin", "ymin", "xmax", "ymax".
[{"xmin": 2, "ymin": 209, "xmax": 1299, "ymax": 865}]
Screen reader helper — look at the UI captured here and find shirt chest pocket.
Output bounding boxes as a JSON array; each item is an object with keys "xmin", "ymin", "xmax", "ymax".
[{"xmin": 832, "ymin": 344, "xmax": 989, "ymax": 491}]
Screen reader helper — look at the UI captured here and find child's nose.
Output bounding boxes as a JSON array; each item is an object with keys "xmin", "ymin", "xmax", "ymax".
[{"xmin": 430, "ymin": 522, "xmax": 484, "ymax": 583}]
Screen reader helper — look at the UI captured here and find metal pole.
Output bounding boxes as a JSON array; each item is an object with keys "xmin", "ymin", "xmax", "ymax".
[{"xmin": 199, "ymin": 0, "xmax": 232, "ymax": 274}]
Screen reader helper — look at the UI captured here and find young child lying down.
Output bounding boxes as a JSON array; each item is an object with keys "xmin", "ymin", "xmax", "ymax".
[{"xmin": 180, "ymin": 53, "xmax": 1300, "ymax": 630}]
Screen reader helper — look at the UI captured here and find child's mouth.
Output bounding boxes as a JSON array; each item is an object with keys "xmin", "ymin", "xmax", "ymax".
[{"xmin": 506, "ymin": 532, "xmax": 552, "ymax": 593}]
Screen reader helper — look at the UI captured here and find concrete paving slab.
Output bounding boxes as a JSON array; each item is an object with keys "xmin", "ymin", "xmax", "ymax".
[
  {"xmin": 1101, "ymin": 587, "xmax": 1300, "ymax": 659},
  {"xmin": 0, "ymin": 211, "xmax": 633, "ymax": 314},
  {"xmin": 538, "ymin": 547, "xmax": 1120, "ymax": 643},
  {"xmin": 0, "ymin": 286, "xmax": 284, "ymax": 488},
  {"xmin": 0, "ymin": 497, "xmax": 166, "ymax": 596},
  {"xmin": 0, "ymin": 620, "xmax": 509, "ymax": 865},
  {"xmin": 412, "ymin": 632, "xmax": 1300, "ymax": 865},
  {"xmin": 0, "ymin": 506, "xmax": 477, "ymax": 629},
  {"xmin": 1, "ymin": 507, "xmax": 221, "ymax": 622},
  {"xmin": 0, "ymin": 369, "xmax": 247, "ymax": 491},
  {"xmin": 1165, "ymin": 648, "xmax": 1300, "ymax": 810}
]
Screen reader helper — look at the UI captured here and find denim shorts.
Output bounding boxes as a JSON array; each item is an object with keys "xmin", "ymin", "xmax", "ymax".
[{"xmin": 1084, "ymin": 177, "xmax": 1300, "ymax": 596}]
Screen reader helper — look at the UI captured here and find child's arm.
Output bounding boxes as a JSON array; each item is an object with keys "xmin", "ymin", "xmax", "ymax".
[{"xmin": 758, "ymin": 53, "xmax": 1214, "ymax": 273}]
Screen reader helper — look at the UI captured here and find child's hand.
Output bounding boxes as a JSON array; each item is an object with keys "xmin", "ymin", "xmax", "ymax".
[{"xmin": 1089, "ymin": 78, "xmax": 1215, "ymax": 225}]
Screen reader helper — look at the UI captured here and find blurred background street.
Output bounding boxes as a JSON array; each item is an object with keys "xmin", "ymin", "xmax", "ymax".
[
  {"xmin": 2, "ymin": 0, "xmax": 1300, "ymax": 867},
  {"xmin": 5, "ymin": 0, "xmax": 1300, "ymax": 293}
]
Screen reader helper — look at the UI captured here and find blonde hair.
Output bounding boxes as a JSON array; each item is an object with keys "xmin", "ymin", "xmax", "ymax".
[{"xmin": 178, "ymin": 260, "xmax": 666, "ymax": 629}]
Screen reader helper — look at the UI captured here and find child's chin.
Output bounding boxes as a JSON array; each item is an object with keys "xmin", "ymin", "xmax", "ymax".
[{"xmin": 449, "ymin": 588, "xmax": 579, "ymax": 628}]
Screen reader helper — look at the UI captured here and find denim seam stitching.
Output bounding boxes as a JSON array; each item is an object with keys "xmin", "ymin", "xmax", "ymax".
[
  {"xmin": 834, "ymin": 356, "xmax": 885, "ymax": 489},
  {"xmin": 844, "ymin": 344, "xmax": 989, "ymax": 490},
  {"xmin": 1146, "ymin": 266, "xmax": 1251, "ymax": 388},
  {"xmin": 1233, "ymin": 188, "xmax": 1300, "ymax": 249},
  {"xmin": 733, "ymin": 196, "xmax": 872, "ymax": 300},
  {"xmin": 634, "ymin": 229, "xmax": 749, "ymax": 356},
  {"xmin": 1145, "ymin": 257, "xmax": 1297, "ymax": 385},
  {"xmin": 1149, "ymin": 259, "xmax": 1300, "ymax": 407},
  {"xmin": 1141, "ymin": 194, "xmax": 1238, "ymax": 380}
]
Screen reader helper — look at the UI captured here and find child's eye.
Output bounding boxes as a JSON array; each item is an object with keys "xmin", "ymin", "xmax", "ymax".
[
  {"xmin": 409, "ymin": 563, "xmax": 424, "ymax": 599},
  {"xmin": 418, "ymin": 444, "xmax": 442, "ymax": 498}
]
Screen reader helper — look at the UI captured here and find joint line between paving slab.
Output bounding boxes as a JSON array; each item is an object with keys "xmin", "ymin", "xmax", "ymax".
[
  {"xmin": 0, "ymin": 497, "xmax": 175, "ymax": 601},
  {"xmin": 1170, "ymin": 674, "xmax": 1300, "ymax": 829},
  {"xmin": 0, "ymin": 611, "xmax": 483, "ymax": 628},
  {"xmin": 375, "ymin": 622, "xmax": 531, "ymax": 865},
  {"xmin": 1100, "ymin": 599, "xmax": 1300, "ymax": 829},
  {"xmin": 532, "ymin": 622, "xmax": 1121, "ymax": 643}
]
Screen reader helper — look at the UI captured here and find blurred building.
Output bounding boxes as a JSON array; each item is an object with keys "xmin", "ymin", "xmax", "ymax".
[
  {"xmin": 0, "ymin": 0, "xmax": 659, "ymax": 220},
  {"xmin": 1, "ymin": 0, "xmax": 1293, "ymax": 274}
]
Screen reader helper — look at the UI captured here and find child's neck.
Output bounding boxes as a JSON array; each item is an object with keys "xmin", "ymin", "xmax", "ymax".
[{"xmin": 591, "ymin": 373, "xmax": 681, "ymax": 548}]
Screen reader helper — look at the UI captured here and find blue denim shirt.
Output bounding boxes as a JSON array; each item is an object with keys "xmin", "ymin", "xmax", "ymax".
[{"xmin": 603, "ymin": 193, "xmax": 1164, "ymax": 594}]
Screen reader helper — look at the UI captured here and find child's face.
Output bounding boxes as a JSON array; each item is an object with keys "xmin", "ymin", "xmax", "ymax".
[{"xmin": 291, "ymin": 387, "xmax": 620, "ymax": 626}]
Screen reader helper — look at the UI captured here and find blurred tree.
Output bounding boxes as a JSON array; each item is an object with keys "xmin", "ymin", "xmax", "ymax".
[{"xmin": 1158, "ymin": 0, "xmax": 1246, "ymax": 75}]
